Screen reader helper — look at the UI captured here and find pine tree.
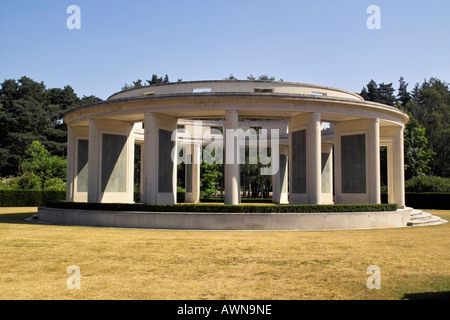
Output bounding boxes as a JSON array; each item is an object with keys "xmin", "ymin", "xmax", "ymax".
[{"xmin": 397, "ymin": 77, "xmax": 411, "ymax": 107}]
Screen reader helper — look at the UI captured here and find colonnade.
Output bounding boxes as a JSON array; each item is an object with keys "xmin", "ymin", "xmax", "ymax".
[{"xmin": 66, "ymin": 111, "xmax": 406, "ymax": 208}]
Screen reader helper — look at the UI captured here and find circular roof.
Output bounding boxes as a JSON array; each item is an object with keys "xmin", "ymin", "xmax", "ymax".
[{"xmin": 108, "ymin": 80, "xmax": 364, "ymax": 101}]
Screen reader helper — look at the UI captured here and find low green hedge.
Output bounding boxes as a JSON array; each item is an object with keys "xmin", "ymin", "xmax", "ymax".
[
  {"xmin": 405, "ymin": 176, "xmax": 450, "ymax": 193},
  {"xmin": 200, "ymin": 198, "xmax": 273, "ymax": 204},
  {"xmin": 46, "ymin": 201, "xmax": 397, "ymax": 213},
  {"xmin": 0, "ymin": 190, "xmax": 66, "ymax": 207},
  {"xmin": 134, "ymin": 191, "xmax": 185, "ymax": 203}
]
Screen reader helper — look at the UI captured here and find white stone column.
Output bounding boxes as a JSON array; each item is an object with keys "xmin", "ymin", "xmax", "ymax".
[
  {"xmin": 308, "ymin": 112, "xmax": 322, "ymax": 204},
  {"xmin": 142, "ymin": 112, "xmax": 177, "ymax": 204},
  {"xmin": 225, "ymin": 109, "xmax": 240, "ymax": 205},
  {"xmin": 87, "ymin": 119, "xmax": 135, "ymax": 203},
  {"xmin": 143, "ymin": 113, "xmax": 157, "ymax": 204},
  {"xmin": 368, "ymin": 118, "xmax": 381, "ymax": 204},
  {"xmin": 185, "ymin": 142, "xmax": 201, "ymax": 203},
  {"xmin": 67, "ymin": 126, "xmax": 89, "ymax": 202},
  {"xmin": 139, "ymin": 143, "xmax": 144, "ymax": 203},
  {"xmin": 393, "ymin": 126, "xmax": 405, "ymax": 208},
  {"xmin": 66, "ymin": 125, "xmax": 75, "ymax": 202},
  {"xmin": 386, "ymin": 142, "xmax": 395, "ymax": 205},
  {"xmin": 321, "ymin": 143, "xmax": 333, "ymax": 204},
  {"xmin": 273, "ymin": 144, "xmax": 289, "ymax": 204},
  {"xmin": 88, "ymin": 119, "xmax": 100, "ymax": 203}
]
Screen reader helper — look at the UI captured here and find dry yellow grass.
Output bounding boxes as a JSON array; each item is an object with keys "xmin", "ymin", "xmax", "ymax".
[{"xmin": 0, "ymin": 207, "xmax": 449, "ymax": 300}]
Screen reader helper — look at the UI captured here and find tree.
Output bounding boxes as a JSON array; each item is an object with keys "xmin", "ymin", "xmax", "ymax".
[
  {"xmin": 132, "ymin": 79, "xmax": 143, "ymax": 87},
  {"xmin": 200, "ymin": 161, "xmax": 223, "ymax": 198},
  {"xmin": 0, "ymin": 77, "xmax": 101, "ymax": 177},
  {"xmin": 397, "ymin": 76, "xmax": 411, "ymax": 107},
  {"xmin": 146, "ymin": 74, "xmax": 169, "ymax": 85},
  {"xmin": 121, "ymin": 74, "xmax": 170, "ymax": 91},
  {"xmin": 45, "ymin": 85, "xmax": 80, "ymax": 155},
  {"xmin": 80, "ymin": 95, "xmax": 103, "ymax": 107},
  {"xmin": 224, "ymin": 74, "xmax": 237, "ymax": 80},
  {"xmin": 378, "ymin": 83, "xmax": 396, "ymax": 106},
  {"xmin": 2, "ymin": 141, "xmax": 67, "ymax": 190},
  {"xmin": 405, "ymin": 78, "xmax": 450, "ymax": 177},
  {"xmin": 403, "ymin": 114, "xmax": 434, "ymax": 180},
  {"xmin": 0, "ymin": 77, "xmax": 50, "ymax": 175},
  {"xmin": 360, "ymin": 80, "xmax": 396, "ymax": 106},
  {"xmin": 360, "ymin": 78, "xmax": 438, "ymax": 180},
  {"xmin": 360, "ymin": 80, "xmax": 379, "ymax": 102},
  {"xmin": 21, "ymin": 141, "xmax": 67, "ymax": 185},
  {"xmin": 247, "ymin": 74, "xmax": 277, "ymax": 81}
]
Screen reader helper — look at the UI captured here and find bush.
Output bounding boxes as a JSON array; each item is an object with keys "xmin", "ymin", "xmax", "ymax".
[
  {"xmin": 46, "ymin": 202, "xmax": 398, "ymax": 213},
  {"xmin": 13, "ymin": 172, "xmax": 42, "ymax": 190},
  {"xmin": 0, "ymin": 190, "xmax": 66, "ymax": 207},
  {"xmin": 21, "ymin": 141, "xmax": 67, "ymax": 182},
  {"xmin": 0, "ymin": 177, "xmax": 13, "ymax": 190},
  {"xmin": 43, "ymin": 178, "xmax": 66, "ymax": 191},
  {"xmin": 405, "ymin": 175, "xmax": 450, "ymax": 193}
]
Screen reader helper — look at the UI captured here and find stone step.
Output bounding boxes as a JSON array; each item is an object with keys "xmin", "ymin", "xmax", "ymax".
[
  {"xmin": 408, "ymin": 218, "xmax": 448, "ymax": 227},
  {"xmin": 407, "ymin": 211, "xmax": 448, "ymax": 226},
  {"xmin": 411, "ymin": 215, "xmax": 440, "ymax": 224},
  {"xmin": 410, "ymin": 209, "xmax": 424, "ymax": 216},
  {"xmin": 409, "ymin": 212, "xmax": 431, "ymax": 220}
]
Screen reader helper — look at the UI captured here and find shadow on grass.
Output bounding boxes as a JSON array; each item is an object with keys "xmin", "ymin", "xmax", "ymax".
[
  {"xmin": 0, "ymin": 212, "xmax": 37, "ymax": 225},
  {"xmin": 402, "ymin": 291, "xmax": 450, "ymax": 300}
]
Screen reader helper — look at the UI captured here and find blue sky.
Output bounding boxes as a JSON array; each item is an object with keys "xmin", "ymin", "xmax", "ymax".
[{"xmin": 0, "ymin": 0, "xmax": 449, "ymax": 100}]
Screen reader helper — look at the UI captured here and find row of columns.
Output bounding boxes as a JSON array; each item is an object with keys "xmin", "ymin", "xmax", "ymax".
[{"xmin": 66, "ymin": 111, "xmax": 406, "ymax": 208}]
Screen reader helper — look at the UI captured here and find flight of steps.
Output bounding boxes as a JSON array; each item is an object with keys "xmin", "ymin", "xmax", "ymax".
[{"xmin": 405, "ymin": 207, "xmax": 448, "ymax": 227}]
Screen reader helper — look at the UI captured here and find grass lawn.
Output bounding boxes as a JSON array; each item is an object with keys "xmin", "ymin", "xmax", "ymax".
[{"xmin": 0, "ymin": 207, "xmax": 449, "ymax": 300}]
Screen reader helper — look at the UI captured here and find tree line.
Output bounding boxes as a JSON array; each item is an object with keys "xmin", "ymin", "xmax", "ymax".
[
  {"xmin": 1, "ymin": 74, "xmax": 449, "ymax": 196},
  {"xmin": 359, "ymin": 77, "xmax": 450, "ymax": 179}
]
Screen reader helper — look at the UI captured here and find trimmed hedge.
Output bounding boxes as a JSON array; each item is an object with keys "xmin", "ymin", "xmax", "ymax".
[
  {"xmin": 200, "ymin": 198, "xmax": 273, "ymax": 204},
  {"xmin": 0, "ymin": 190, "xmax": 66, "ymax": 207},
  {"xmin": 46, "ymin": 201, "xmax": 397, "ymax": 213},
  {"xmin": 134, "ymin": 191, "xmax": 185, "ymax": 203},
  {"xmin": 405, "ymin": 176, "xmax": 450, "ymax": 193}
]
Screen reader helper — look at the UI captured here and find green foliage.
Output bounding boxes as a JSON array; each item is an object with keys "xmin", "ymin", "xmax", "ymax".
[
  {"xmin": 0, "ymin": 177, "xmax": 15, "ymax": 190},
  {"xmin": 43, "ymin": 178, "xmax": 66, "ymax": 191},
  {"xmin": 0, "ymin": 76, "xmax": 102, "ymax": 177},
  {"xmin": 12, "ymin": 172, "xmax": 42, "ymax": 190},
  {"xmin": 246, "ymin": 74, "xmax": 278, "ymax": 81},
  {"xmin": 397, "ymin": 77, "xmax": 412, "ymax": 107},
  {"xmin": 122, "ymin": 74, "xmax": 170, "ymax": 91},
  {"xmin": 405, "ymin": 175, "xmax": 450, "ymax": 193},
  {"xmin": 0, "ymin": 141, "xmax": 67, "ymax": 191},
  {"xmin": 361, "ymin": 77, "xmax": 448, "ymax": 178},
  {"xmin": 200, "ymin": 162, "xmax": 223, "ymax": 198},
  {"xmin": 403, "ymin": 115, "xmax": 434, "ymax": 179},
  {"xmin": 0, "ymin": 190, "xmax": 65, "ymax": 207},
  {"xmin": 21, "ymin": 141, "xmax": 67, "ymax": 189},
  {"xmin": 360, "ymin": 80, "xmax": 396, "ymax": 106},
  {"xmin": 146, "ymin": 74, "xmax": 169, "ymax": 85},
  {"xmin": 47, "ymin": 201, "xmax": 398, "ymax": 213},
  {"xmin": 405, "ymin": 78, "xmax": 450, "ymax": 177}
]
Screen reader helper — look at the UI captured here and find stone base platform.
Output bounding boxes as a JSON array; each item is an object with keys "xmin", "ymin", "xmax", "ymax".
[{"xmin": 36, "ymin": 206, "xmax": 422, "ymax": 231}]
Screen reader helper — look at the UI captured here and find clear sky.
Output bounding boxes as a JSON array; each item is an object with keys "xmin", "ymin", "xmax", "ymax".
[{"xmin": 0, "ymin": 0, "xmax": 449, "ymax": 100}]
